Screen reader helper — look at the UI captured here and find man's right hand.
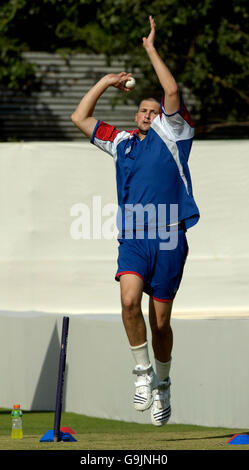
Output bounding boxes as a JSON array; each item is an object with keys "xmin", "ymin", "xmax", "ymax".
[
  {"xmin": 71, "ymin": 72, "xmax": 133, "ymax": 139},
  {"xmin": 105, "ymin": 72, "xmax": 133, "ymax": 92}
]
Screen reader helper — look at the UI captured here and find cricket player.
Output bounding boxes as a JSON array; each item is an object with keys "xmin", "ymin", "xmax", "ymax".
[{"xmin": 71, "ymin": 16, "xmax": 199, "ymax": 426}]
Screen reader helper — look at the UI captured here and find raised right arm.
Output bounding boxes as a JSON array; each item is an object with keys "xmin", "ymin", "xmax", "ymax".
[{"xmin": 71, "ymin": 72, "xmax": 132, "ymax": 139}]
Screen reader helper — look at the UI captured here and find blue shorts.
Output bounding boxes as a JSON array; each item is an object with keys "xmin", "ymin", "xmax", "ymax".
[{"xmin": 115, "ymin": 228, "xmax": 189, "ymax": 302}]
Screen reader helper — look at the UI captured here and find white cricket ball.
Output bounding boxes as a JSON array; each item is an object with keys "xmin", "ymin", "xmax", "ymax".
[{"xmin": 125, "ymin": 76, "xmax": 136, "ymax": 89}]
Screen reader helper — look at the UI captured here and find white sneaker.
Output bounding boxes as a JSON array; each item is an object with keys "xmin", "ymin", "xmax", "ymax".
[
  {"xmin": 132, "ymin": 364, "xmax": 157, "ymax": 411},
  {"xmin": 151, "ymin": 377, "xmax": 171, "ymax": 426}
]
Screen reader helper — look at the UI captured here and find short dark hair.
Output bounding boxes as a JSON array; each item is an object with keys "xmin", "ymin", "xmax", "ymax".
[{"xmin": 137, "ymin": 97, "xmax": 160, "ymax": 110}]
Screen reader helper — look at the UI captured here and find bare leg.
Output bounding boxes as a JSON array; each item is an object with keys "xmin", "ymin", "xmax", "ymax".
[
  {"xmin": 120, "ymin": 274, "xmax": 146, "ymax": 346},
  {"xmin": 149, "ymin": 297, "xmax": 173, "ymax": 362}
]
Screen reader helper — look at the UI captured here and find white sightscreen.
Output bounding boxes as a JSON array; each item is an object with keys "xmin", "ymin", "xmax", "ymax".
[{"xmin": 0, "ymin": 140, "xmax": 248, "ymax": 315}]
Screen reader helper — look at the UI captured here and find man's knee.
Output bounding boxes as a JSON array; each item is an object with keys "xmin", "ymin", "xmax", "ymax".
[
  {"xmin": 151, "ymin": 318, "xmax": 172, "ymax": 336},
  {"xmin": 149, "ymin": 298, "xmax": 173, "ymax": 335},
  {"xmin": 120, "ymin": 274, "xmax": 143, "ymax": 314},
  {"xmin": 121, "ymin": 294, "xmax": 141, "ymax": 313}
]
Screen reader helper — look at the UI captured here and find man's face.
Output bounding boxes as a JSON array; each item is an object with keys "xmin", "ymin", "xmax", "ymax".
[{"xmin": 135, "ymin": 100, "xmax": 160, "ymax": 135}]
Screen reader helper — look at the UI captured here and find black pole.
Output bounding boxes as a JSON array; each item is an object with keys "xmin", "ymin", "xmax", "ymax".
[{"xmin": 53, "ymin": 316, "xmax": 70, "ymax": 442}]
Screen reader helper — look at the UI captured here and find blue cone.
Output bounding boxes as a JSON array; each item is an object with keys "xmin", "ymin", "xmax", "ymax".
[
  {"xmin": 40, "ymin": 429, "xmax": 77, "ymax": 442},
  {"xmin": 227, "ymin": 434, "xmax": 249, "ymax": 445}
]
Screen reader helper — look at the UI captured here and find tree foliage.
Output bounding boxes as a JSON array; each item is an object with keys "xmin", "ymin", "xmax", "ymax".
[
  {"xmin": 0, "ymin": 0, "xmax": 248, "ymax": 129},
  {"xmin": 94, "ymin": 0, "xmax": 249, "ymax": 126}
]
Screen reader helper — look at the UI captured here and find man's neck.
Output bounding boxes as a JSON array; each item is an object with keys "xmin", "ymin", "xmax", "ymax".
[{"xmin": 138, "ymin": 130, "xmax": 148, "ymax": 141}]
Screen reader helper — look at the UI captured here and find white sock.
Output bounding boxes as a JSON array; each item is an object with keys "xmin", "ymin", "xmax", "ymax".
[
  {"xmin": 130, "ymin": 341, "xmax": 151, "ymax": 369},
  {"xmin": 155, "ymin": 357, "xmax": 171, "ymax": 382}
]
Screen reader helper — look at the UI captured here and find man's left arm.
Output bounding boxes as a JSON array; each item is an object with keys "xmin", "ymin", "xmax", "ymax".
[{"xmin": 143, "ymin": 16, "xmax": 180, "ymax": 115}]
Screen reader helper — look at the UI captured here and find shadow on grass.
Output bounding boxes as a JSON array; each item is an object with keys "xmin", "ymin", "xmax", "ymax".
[
  {"xmin": 0, "ymin": 409, "xmax": 53, "ymax": 415},
  {"xmin": 164, "ymin": 433, "xmax": 237, "ymax": 442}
]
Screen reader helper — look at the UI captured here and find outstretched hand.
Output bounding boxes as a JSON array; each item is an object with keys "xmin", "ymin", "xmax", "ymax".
[{"xmin": 143, "ymin": 15, "xmax": 156, "ymax": 49}]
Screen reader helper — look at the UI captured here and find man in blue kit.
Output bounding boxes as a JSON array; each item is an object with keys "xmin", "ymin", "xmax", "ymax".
[{"xmin": 71, "ymin": 16, "xmax": 199, "ymax": 426}]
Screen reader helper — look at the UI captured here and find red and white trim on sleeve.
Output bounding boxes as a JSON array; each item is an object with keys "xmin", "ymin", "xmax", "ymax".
[
  {"xmin": 160, "ymin": 95, "xmax": 194, "ymax": 129},
  {"xmin": 91, "ymin": 120, "xmax": 133, "ymax": 160},
  {"xmin": 95, "ymin": 121, "xmax": 120, "ymax": 142},
  {"xmin": 178, "ymin": 104, "xmax": 194, "ymax": 128}
]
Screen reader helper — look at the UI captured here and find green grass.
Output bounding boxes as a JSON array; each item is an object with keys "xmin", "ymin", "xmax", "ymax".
[{"xmin": 1, "ymin": 409, "xmax": 249, "ymax": 450}]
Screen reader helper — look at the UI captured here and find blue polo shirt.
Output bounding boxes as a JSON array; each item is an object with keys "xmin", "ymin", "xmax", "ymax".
[{"xmin": 91, "ymin": 98, "xmax": 199, "ymax": 235}]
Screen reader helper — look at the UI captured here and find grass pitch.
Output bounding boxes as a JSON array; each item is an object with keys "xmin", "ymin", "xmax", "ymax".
[{"xmin": 1, "ymin": 409, "xmax": 249, "ymax": 451}]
